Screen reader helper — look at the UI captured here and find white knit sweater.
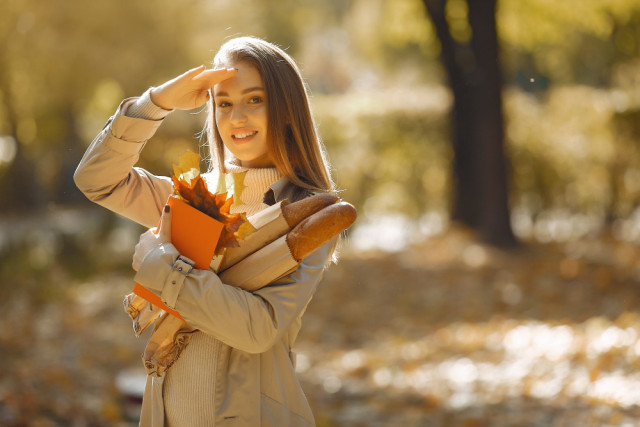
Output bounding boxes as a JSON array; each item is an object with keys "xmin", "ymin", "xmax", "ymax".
[{"xmin": 224, "ymin": 162, "xmax": 282, "ymax": 216}]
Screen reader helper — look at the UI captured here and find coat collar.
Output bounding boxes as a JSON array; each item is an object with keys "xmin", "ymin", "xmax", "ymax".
[
  {"xmin": 263, "ymin": 177, "xmax": 309, "ymax": 206},
  {"xmin": 263, "ymin": 177, "xmax": 289, "ymax": 206}
]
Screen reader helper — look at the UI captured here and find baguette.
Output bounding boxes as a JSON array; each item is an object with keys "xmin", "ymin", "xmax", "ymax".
[
  {"xmin": 218, "ymin": 193, "xmax": 340, "ymax": 271},
  {"xmin": 286, "ymin": 201, "xmax": 357, "ymax": 261},
  {"xmin": 281, "ymin": 193, "xmax": 340, "ymax": 228}
]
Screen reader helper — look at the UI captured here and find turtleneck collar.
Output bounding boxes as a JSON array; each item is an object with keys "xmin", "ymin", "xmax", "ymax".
[{"xmin": 223, "ymin": 160, "xmax": 282, "ymax": 216}]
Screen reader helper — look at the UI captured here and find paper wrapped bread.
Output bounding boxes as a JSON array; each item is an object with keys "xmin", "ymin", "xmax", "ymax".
[{"xmin": 216, "ymin": 195, "xmax": 356, "ymax": 292}]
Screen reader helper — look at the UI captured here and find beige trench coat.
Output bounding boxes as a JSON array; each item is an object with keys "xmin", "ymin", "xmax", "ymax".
[{"xmin": 74, "ymin": 100, "xmax": 331, "ymax": 426}]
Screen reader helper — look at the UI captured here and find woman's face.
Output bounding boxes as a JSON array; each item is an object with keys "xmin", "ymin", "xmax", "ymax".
[{"xmin": 213, "ymin": 61, "xmax": 273, "ymax": 168}]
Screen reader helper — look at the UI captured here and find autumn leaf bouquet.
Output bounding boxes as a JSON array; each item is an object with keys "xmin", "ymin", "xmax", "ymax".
[{"xmin": 170, "ymin": 150, "xmax": 255, "ymax": 260}]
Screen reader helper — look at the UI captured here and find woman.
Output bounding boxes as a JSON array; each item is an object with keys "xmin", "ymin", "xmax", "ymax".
[{"xmin": 75, "ymin": 36, "xmax": 337, "ymax": 426}]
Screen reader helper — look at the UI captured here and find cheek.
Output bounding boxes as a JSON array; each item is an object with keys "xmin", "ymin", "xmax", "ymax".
[
  {"xmin": 213, "ymin": 114, "xmax": 229, "ymax": 145},
  {"xmin": 255, "ymin": 106, "xmax": 269, "ymax": 131},
  {"xmin": 258, "ymin": 105, "xmax": 268, "ymax": 120},
  {"xmin": 215, "ymin": 112, "xmax": 231, "ymax": 138}
]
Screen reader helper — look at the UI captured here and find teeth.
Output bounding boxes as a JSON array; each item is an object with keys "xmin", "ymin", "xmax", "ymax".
[{"xmin": 234, "ymin": 131, "xmax": 256, "ymax": 139}]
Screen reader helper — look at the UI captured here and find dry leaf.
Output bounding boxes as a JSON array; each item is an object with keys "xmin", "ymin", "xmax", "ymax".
[
  {"xmin": 171, "ymin": 152, "xmax": 255, "ymax": 255},
  {"xmin": 172, "ymin": 150, "xmax": 201, "ymax": 185}
]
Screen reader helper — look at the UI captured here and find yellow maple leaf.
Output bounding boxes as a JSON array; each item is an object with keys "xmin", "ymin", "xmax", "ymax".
[
  {"xmin": 235, "ymin": 220, "xmax": 256, "ymax": 242},
  {"xmin": 231, "ymin": 171, "xmax": 248, "ymax": 207},
  {"xmin": 172, "ymin": 150, "xmax": 201, "ymax": 185}
]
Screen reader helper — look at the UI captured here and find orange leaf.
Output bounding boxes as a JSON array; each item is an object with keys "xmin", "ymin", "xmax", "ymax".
[{"xmin": 171, "ymin": 156, "xmax": 254, "ymax": 255}]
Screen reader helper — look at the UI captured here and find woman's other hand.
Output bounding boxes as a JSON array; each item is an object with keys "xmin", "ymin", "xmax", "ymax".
[
  {"xmin": 132, "ymin": 205, "xmax": 173, "ymax": 271},
  {"xmin": 150, "ymin": 66, "xmax": 237, "ymax": 111}
]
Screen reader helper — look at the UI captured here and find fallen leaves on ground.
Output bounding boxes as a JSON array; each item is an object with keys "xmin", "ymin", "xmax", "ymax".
[
  {"xmin": 2, "ymin": 225, "xmax": 640, "ymax": 426},
  {"xmin": 297, "ymin": 226, "xmax": 640, "ymax": 426}
]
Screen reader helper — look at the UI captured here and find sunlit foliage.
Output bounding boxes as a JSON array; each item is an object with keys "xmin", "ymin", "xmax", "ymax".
[
  {"xmin": 2, "ymin": 0, "xmax": 639, "ymax": 229},
  {"xmin": 2, "ymin": 1, "xmax": 640, "ymax": 424}
]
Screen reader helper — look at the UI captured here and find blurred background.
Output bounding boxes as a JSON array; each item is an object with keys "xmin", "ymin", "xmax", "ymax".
[{"xmin": 2, "ymin": 0, "xmax": 640, "ymax": 425}]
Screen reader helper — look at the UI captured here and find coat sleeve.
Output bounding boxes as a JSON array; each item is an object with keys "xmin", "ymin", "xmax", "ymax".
[
  {"xmin": 73, "ymin": 99, "xmax": 173, "ymax": 228},
  {"xmin": 133, "ymin": 239, "xmax": 334, "ymax": 354}
]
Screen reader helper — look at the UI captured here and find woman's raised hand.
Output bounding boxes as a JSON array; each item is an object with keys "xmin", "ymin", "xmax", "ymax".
[{"xmin": 149, "ymin": 66, "xmax": 238, "ymax": 111}]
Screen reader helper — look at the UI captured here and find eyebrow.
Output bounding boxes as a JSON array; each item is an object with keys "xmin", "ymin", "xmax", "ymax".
[{"xmin": 214, "ymin": 87, "xmax": 265, "ymax": 97}]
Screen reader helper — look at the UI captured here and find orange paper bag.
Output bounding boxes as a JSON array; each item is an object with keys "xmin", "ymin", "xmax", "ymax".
[
  {"xmin": 163, "ymin": 196, "xmax": 224, "ymax": 269},
  {"xmin": 134, "ymin": 196, "xmax": 224, "ymax": 320}
]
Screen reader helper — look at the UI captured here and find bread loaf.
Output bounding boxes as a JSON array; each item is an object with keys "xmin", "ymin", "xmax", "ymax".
[
  {"xmin": 286, "ymin": 201, "xmax": 357, "ymax": 261},
  {"xmin": 281, "ymin": 193, "xmax": 340, "ymax": 228},
  {"xmin": 218, "ymin": 194, "xmax": 339, "ymax": 272}
]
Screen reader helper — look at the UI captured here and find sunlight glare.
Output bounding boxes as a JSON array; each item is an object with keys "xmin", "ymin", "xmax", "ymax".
[
  {"xmin": 299, "ymin": 314, "xmax": 640, "ymax": 412},
  {"xmin": 0, "ymin": 136, "xmax": 17, "ymax": 165}
]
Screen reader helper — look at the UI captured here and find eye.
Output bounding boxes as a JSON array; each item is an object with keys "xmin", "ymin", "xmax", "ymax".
[
  {"xmin": 216, "ymin": 100, "xmax": 231, "ymax": 109},
  {"xmin": 248, "ymin": 96, "xmax": 263, "ymax": 104}
]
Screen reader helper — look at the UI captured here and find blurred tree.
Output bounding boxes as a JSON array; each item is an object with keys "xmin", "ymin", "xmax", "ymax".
[
  {"xmin": 422, "ymin": 0, "xmax": 516, "ymax": 247},
  {"xmin": 0, "ymin": 0, "xmax": 203, "ymax": 212},
  {"xmin": 498, "ymin": 0, "xmax": 640, "ymax": 87},
  {"xmin": 0, "ymin": 2, "xmax": 46, "ymax": 211},
  {"xmin": 3, "ymin": 0, "xmax": 639, "ymax": 231}
]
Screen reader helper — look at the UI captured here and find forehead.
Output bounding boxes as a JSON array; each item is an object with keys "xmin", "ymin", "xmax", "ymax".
[{"xmin": 213, "ymin": 62, "xmax": 264, "ymax": 96}]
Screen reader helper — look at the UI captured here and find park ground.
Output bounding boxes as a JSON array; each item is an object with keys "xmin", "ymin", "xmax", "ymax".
[{"xmin": 2, "ymin": 218, "xmax": 640, "ymax": 426}]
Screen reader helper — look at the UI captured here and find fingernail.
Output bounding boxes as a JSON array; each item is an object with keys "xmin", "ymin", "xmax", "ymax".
[{"xmin": 164, "ymin": 205, "xmax": 170, "ymax": 213}]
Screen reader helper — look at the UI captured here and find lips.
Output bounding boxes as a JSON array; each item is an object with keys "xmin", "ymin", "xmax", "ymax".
[{"xmin": 231, "ymin": 130, "xmax": 258, "ymax": 141}]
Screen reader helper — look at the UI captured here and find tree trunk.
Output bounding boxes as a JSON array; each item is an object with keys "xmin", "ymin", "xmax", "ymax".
[{"xmin": 423, "ymin": 0, "xmax": 516, "ymax": 247}]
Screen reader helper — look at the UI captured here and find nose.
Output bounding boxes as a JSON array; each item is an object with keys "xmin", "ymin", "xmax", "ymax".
[{"xmin": 230, "ymin": 104, "xmax": 248, "ymax": 126}]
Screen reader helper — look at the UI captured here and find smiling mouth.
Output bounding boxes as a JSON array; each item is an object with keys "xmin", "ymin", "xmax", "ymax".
[{"xmin": 232, "ymin": 131, "xmax": 257, "ymax": 140}]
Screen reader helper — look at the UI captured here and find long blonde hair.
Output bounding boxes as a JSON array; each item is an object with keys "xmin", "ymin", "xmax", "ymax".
[{"xmin": 205, "ymin": 37, "xmax": 334, "ymax": 201}]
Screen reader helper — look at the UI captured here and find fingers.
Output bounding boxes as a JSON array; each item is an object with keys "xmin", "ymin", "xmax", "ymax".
[
  {"xmin": 193, "ymin": 67, "xmax": 238, "ymax": 87},
  {"xmin": 196, "ymin": 90, "xmax": 211, "ymax": 106},
  {"xmin": 157, "ymin": 204, "xmax": 172, "ymax": 243},
  {"xmin": 172, "ymin": 66, "xmax": 235, "ymax": 92},
  {"xmin": 181, "ymin": 65, "xmax": 207, "ymax": 79}
]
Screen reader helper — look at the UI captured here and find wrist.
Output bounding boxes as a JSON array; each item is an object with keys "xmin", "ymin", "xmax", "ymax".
[
  {"xmin": 149, "ymin": 87, "xmax": 174, "ymax": 111},
  {"xmin": 126, "ymin": 88, "xmax": 173, "ymax": 120}
]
